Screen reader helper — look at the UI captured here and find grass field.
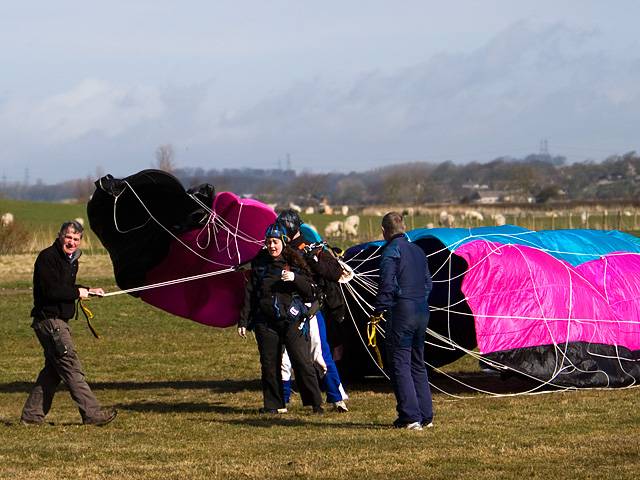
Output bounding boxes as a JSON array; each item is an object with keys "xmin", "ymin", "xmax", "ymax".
[
  {"xmin": 1, "ymin": 261, "xmax": 640, "ymax": 479},
  {"xmin": 1, "ymin": 199, "xmax": 640, "ymax": 478}
]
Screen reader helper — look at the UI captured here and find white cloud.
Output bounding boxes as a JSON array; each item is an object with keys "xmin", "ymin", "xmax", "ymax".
[
  {"xmin": 2, "ymin": 19, "xmax": 640, "ymax": 182},
  {"xmin": 0, "ymin": 79, "xmax": 165, "ymax": 144}
]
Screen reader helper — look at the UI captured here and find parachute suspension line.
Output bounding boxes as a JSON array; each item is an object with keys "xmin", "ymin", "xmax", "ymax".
[
  {"xmin": 120, "ymin": 180, "xmax": 241, "ymax": 268},
  {"xmin": 340, "ymin": 280, "xmax": 389, "ymax": 380},
  {"xmin": 424, "ymin": 329, "xmax": 581, "ymax": 397},
  {"xmin": 101, "ymin": 267, "xmax": 237, "ymax": 297},
  {"xmin": 232, "ymin": 202, "xmax": 243, "ymax": 263},
  {"xmin": 112, "ymin": 185, "xmax": 151, "ymax": 233},
  {"xmin": 187, "ymin": 191, "xmax": 264, "ymax": 247}
]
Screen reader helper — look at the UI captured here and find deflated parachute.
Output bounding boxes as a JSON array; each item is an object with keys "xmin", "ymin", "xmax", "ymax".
[
  {"xmin": 87, "ymin": 169, "xmax": 276, "ymax": 327},
  {"xmin": 342, "ymin": 226, "xmax": 640, "ymax": 388}
]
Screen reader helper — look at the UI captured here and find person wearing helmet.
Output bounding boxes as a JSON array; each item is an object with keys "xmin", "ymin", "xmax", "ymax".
[
  {"xmin": 238, "ymin": 223, "xmax": 324, "ymax": 414},
  {"xmin": 276, "ymin": 209, "xmax": 350, "ymax": 413}
]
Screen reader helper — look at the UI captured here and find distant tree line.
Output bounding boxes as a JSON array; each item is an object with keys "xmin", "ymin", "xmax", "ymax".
[{"xmin": 2, "ymin": 151, "xmax": 640, "ymax": 206}]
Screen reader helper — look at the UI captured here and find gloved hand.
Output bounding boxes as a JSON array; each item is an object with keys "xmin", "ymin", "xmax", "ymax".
[{"xmin": 281, "ymin": 270, "xmax": 295, "ymax": 282}]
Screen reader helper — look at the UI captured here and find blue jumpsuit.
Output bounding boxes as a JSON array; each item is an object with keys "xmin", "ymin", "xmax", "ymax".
[{"xmin": 375, "ymin": 233, "xmax": 433, "ymax": 425}]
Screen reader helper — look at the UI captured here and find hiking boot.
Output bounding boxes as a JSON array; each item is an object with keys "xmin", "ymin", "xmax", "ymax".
[
  {"xmin": 83, "ymin": 408, "xmax": 117, "ymax": 426},
  {"xmin": 20, "ymin": 418, "xmax": 44, "ymax": 426},
  {"xmin": 331, "ymin": 401, "xmax": 348, "ymax": 413},
  {"xmin": 312, "ymin": 405, "xmax": 324, "ymax": 414},
  {"xmin": 258, "ymin": 407, "xmax": 287, "ymax": 414}
]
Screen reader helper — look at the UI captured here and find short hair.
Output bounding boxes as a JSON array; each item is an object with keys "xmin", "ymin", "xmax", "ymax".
[
  {"xmin": 59, "ymin": 220, "xmax": 84, "ymax": 237},
  {"xmin": 381, "ymin": 211, "xmax": 405, "ymax": 236}
]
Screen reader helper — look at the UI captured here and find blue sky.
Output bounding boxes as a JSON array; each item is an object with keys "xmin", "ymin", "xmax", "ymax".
[{"xmin": 1, "ymin": 1, "xmax": 639, "ymax": 183}]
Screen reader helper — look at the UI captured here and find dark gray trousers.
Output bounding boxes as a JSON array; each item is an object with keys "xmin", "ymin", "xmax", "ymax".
[
  {"xmin": 21, "ymin": 318, "xmax": 102, "ymax": 423},
  {"xmin": 255, "ymin": 320, "xmax": 322, "ymax": 410}
]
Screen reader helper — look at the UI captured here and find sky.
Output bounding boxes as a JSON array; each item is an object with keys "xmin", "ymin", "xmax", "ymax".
[{"xmin": 1, "ymin": 1, "xmax": 640, "ymax": 184}]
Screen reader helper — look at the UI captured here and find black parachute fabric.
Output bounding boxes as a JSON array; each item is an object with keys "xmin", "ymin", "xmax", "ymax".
[{"xmin": 87, "ymin": 169, "xmax": 214, "ymax": 293}]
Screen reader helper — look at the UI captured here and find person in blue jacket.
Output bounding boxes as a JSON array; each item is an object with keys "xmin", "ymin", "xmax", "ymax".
[{"xmin": 373, "ymin": 211, "xmax": 433, "ymax": 430}]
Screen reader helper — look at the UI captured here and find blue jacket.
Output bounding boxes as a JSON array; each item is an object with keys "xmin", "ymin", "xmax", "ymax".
[{"xmin": 375, "ymin": 233, "xmax": 432, "ymax": 313}]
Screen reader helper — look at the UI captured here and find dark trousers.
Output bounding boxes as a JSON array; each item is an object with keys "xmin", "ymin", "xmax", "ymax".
[
  {"xmin": 255, "ymin": 321, "xmax": 322, "ymax": 410},
  {"xmin": 21, "ymin": 318, "xmax": 102, "ymax": 423},
  {"xmin": 387, "ymin": 301, "xmax": 434, "ymax": 425}
]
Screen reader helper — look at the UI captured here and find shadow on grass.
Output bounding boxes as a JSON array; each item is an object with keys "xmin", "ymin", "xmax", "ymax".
[
  {"xmin": 210, "ymin": 416, "xmax": 388, "ymax": 430},
  {"xmin": 345, "ymin": 371, "xmax": 544, "ymax": 395},
  {"xmin": 2, "ymin": 371, "xmax": 544, "ymax": 398},
  {"xmin": 0, "ymin": 379, "xmax": 261, "ymax": 394},
  {"xmin": 116, "ymin": 400, "xmax": 246, "ymax": 415}
]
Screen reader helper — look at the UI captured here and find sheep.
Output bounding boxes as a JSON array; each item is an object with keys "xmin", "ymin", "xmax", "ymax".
[
  {"xmin": 288, "ymin": 202, "xmax": 302, "ymax": 213},
  {"xmin": 324, "ymin": 220, "xmax": 343, "ymax": 238},
  {"xmin": 343, "ymin": 215, "xmax": 360, "ymax": 237},
  {"xmin": 425, "ymin": 222, "xmax": 434, "ymax": 229},
  {"xmin": 463, "ymin": 210, "xmax": 484, "ymax": 222},
  {"xmin": 438, "ymin": 211, "xmax": 455, "ymax": 228},
  {"xmin": 493, "ymin": 214, "xmax": 506, "ymax": 226},
  {"xmin": 1, "ymin": 212, "xmax": 14, "ymax": 227},
  {"xmin": 304, "ymin": 206, "xmax": 315, "ymax": 215},
  {"xmin": 320, "ymin": 204, "xmax": 334, "ymax": 215},
  {"xmin": 341, "ymin": 205, "xmax": 349, "ymax": 216}
]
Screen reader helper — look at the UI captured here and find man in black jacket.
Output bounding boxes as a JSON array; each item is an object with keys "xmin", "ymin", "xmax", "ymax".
[{"xmin": 21, "ymin": 220, "xmax": 117, "ymax": 426}]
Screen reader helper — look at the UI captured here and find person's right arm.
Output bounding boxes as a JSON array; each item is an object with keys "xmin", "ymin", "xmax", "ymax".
[{"xmin": 237, "ymin": 271, "xmax": 254, "ymax": 337}]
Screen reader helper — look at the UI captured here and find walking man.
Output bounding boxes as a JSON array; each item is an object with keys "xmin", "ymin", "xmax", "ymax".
[
  {"xmin": 373, "ymin": 212, "xmax": 433, "ymax": 430},
  {"xmin": 21, "ymin": 220, "xmax": 117, "ymax": 426}
]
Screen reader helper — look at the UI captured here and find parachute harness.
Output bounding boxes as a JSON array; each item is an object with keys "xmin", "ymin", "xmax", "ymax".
[
  {"xmin": 76, "ymin": 298, "xmax": 100, "ymax": 339},
  {"xmin": 367, "ymin": 312, "xmax": 384, "ymax": 369}
]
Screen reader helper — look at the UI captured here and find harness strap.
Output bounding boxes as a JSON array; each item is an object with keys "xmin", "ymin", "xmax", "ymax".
[
  {"xmin": 76, "ymin": 299, "xmax": 100, "ymax": 339},
  {"xmin": 367, "ymin": 312, "xmax": 384, "ymax": 369}
]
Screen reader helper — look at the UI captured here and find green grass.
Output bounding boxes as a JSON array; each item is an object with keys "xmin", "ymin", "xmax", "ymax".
[{"xmin": 1, "ymin": 264, "xmax": 640, "ymax": 479}]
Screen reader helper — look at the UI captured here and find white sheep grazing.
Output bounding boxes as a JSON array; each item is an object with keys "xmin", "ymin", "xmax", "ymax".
[
  {"xmin": 1, "ymin": 212, "xmax": 14, "ymax": 227},
  {"xmin": 74, "ymin": 217, "xmax": 84, "ymax": 226},
  {"xmin": 324, "ymin": 220, "xmax": 343, "ymax": 238},
  {"xmin": 288, "ymin": 202, "xmax": 302, "ymax": 213},
  {"xmin": 343, "ymin": 215, "xmax": 360, "ymax": 237},
  {"xmin": 425, "ymin": 222, "xmax": 434, "ymax": 229},
  {"xmin": 341, "ymin": 205, "xmax": 349, "ymax": 216},
  {"xmin": 464, "ymin": 210, "xmax": 484, "ymax": 222},
  {"xmin": 304, "ymin": 206, "xmax": 315, "ymax": 215},
  {"xmin": 438, "ymin": 211, "xmax": 455, "ymax": 228},
  {"xmin": 494, "ymin": 214, "xmax": 506, "ymax": 226}
]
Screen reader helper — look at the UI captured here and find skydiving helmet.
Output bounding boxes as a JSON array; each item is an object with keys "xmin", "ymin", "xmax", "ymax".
[
  {"xmin": 265, "ymin": 222, "xmax": 289, "ymax": 245},
  {"xmin": 276, "ymin": 209, "xmax": 302, "ymax": 238}
]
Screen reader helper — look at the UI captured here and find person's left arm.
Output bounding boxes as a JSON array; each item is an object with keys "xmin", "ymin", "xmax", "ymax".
[{"xmin": 374, "ymin": 244, "xmax": 400, "ymax": 313}]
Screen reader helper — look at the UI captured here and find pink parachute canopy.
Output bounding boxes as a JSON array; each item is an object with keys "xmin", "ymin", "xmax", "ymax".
[
  {"xmin": 141, "ymin": 191, "xmax": 275, "ymax": 327},
  {"xmin": 456, "ymin": 241, "xmax": 640, "ymax": 354}
]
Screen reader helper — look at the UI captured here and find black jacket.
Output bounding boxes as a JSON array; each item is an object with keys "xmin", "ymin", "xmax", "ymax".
[
  {"xmin": 289, "ymin": 236, "xmax": 346, "ymax": 324},
  {"xmin": 238, "ymin": 249, "xmax": 315, "ymax": 329},
  {"xmin": 31, "ymin": 240, "xmax": 83, "ymax": 320}
]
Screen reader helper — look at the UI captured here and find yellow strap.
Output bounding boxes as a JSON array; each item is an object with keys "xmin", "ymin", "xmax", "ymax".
[
  {"xmin": 77, "ymin": 299, "xmax": 100, "ymax": 339},
  {"xmin": 367, "ymin": 313, "xmax": 384, "ymax": 369}
]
